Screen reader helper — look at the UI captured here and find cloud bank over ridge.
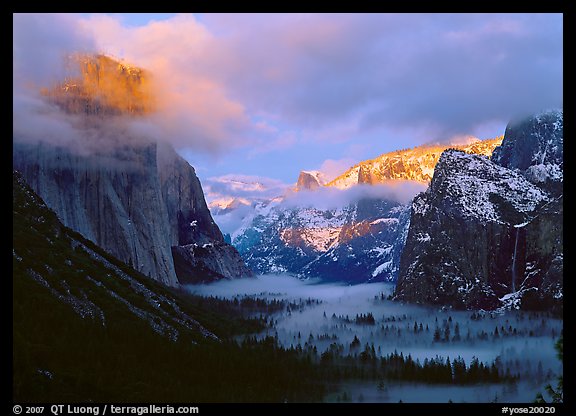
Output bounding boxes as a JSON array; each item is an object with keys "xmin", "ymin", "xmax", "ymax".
[{"xmin": 13, "ymin": 13, "xmax": 562, "ymax": 179}]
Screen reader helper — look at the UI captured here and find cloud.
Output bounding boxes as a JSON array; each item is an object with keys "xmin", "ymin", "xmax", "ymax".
[
  {"xmin": 81, "ymin": 14, "xmax": 252, "ymax": 152},
  {"xmin": 187, "ymin": 274, "xmax": 367, "ymax": 301},
  {"xmin": 13, "ymin": 14, "xmax": 95, "ymax": 89},
  {"xmin": 13, "ymin": 13, "xmax": 562, "ymax": 162},
  {"xmin": 281, "ymin": 181, "xmax": 427, "ymax": 211},
  {"xmin": 247, "ymin": 130, "xmax": 299, "ymax": 156},
  {"xmin": 318, "ymin": 158, "xmax": 357, "ymax": 182},
  {"xmin": 205, "ymin": 173, "xmax": 426, "ymax": 236},
  {"xmin": 446, "ymin": 135, "xmax": 481, "ymax": 146},
  {"xmin": 203, "ymin": 173, "xmax": 291, "ymax": 236},
  {"xmin": 13, "ymin": 14, "xmax": 96, "ymax": 150},
  {"xmin": 200, "ymin": 13, "xmax": 562, "ymax": 142},
  {"xmin": 204, "ymin": 173, "xmax": 290, "ymax": 202},
  {"xmin": 13, "ymin": 13, "xmax": 255, "ymax": 154}
]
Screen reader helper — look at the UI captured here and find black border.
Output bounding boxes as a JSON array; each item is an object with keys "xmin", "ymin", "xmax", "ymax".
[{"xmin": 10, "ymin": 7, "xmax": 571, "ymax": 415}]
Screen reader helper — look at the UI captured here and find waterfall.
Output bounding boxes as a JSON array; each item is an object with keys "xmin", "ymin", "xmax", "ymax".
[{"xmin": 511, "ymin": 227, "xmax": 520, "ymax": 292}]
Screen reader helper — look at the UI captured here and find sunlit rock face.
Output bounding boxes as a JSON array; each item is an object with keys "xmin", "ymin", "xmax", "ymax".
[
  {"xmin": 326, "ymin": 137, "xmax": 503, "ymax": 189},
  {"xmin": 396, "ymin": 111, "xmax": 563, "ymax": 312},
  {"xmin": 41, "ymin": 53, "xmax": 155, "ymax": 116},
  {"xmin": 296, "ymin": 170, "xmax": 326, "ymax": 191},
  {"xmin": 14, "ymin": 53, "xmax": 252, "ymax": 286}
]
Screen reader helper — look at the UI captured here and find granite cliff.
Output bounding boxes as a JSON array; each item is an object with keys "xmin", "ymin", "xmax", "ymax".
[
  {"xmin": 14, "ymin": 53, "xmax": 252, "ymax": 286},
  {"xmin": 395, "ymin": 110, "xmax": 563, "ymax": 311}
]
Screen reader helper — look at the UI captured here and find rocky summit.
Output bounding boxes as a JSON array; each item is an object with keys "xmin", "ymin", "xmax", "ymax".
[
  {"xmin": 295, "ymin": 170, "xmax": 327, "ymax": 191},
  {"xmin": 492, "ymin": 109, "xmax": 563, "ymax": 195}
]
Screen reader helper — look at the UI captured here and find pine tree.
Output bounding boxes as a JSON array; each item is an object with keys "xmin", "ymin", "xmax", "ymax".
[
  {"xmin": 453, "ymin": 323, "xmax": 461, "ymax": 341},
  {"xmin": 446, "ymin": 357, "xmax": 453, "ymax": 382},
  {"xmin": 350, "ymin": 335, "xmax": 361, "ymax": 350},
  {"xmin": 443, "ymin": 326, "xmax": 451, "ymax": 342}
]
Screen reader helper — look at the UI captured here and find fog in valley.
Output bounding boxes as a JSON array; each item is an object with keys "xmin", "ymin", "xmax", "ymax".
[{"xmin": 189, "ymin": 274, "xmax": 562, "ymax": 403}]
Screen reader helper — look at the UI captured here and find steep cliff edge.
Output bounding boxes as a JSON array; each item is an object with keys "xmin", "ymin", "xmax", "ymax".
[
  {"xmin": 395, "ymin": 111, "xmax": 563, "ymax": 312},
  {"xmin": 13, "ymin": 141, "xmax": 177, "ymax": 285},
  {"xmin": 13, "ymin": 140, "xmax": 253, "ymax": 286},
  {"xmin": 13, "ymin": 53, "xmax": 252, "ymax": 286},
  {"xmin": 157, "ymin": 143, "xmax": 224, "ymax": 246}
]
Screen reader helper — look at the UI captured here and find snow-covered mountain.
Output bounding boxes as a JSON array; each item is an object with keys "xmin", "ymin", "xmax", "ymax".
[
  {"xmin": 209, "ymin": 197, "xmax": 252, "ymax": 216},
  {"xmin": 326, "ymin": 137, "xmax": 503, "ymax": 189},
  {"xmin": 233, "ymin": 196, "xmax": 411, "ymax": 283},
  {"xmin": 226, "ymin": 137, "xmax": 503, "ymax": 283},
  {"xmin": 395, "ymin": 110, "xmax": 563, "ymax": 311},
  {"xmin": 492, "ymin": 109, "xmax": 563, "ymax": 194}
]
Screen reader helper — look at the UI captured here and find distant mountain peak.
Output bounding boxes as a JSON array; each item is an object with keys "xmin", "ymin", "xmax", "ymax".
[{"xmin": 296, "ymin": 170, "xmax": 327, "ymax": 191}]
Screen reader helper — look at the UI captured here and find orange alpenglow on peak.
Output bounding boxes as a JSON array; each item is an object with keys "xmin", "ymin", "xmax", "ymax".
[
  {"xmin": 325, "ymin": 136, "xmax": 504, "ymax": 188},
  {"xmin": 41, "ymin": 53, "xmax": 155, "ymax": 116}
]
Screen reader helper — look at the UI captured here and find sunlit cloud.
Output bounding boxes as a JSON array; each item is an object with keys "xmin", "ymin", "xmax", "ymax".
[{"xmin": 13, "ymin": 13, "xmax": 562, "ymax": 177}]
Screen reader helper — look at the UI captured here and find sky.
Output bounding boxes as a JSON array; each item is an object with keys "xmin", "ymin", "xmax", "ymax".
[{"xmin": 13, "ymin": 13, "xmax": 563, "ymax": 197}]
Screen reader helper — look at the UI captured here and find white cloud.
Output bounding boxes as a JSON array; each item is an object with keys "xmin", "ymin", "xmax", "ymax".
[
  {"xmin": 281, "ymin": 181, "xmax": 427, "ymax": 211},
  {"xmin": 13, "ymin": 13, "xmax": 562, "ymax": 160},
  {"xmin": 204, "ymin": 173, "xmax": 290, "ymax": 203}
]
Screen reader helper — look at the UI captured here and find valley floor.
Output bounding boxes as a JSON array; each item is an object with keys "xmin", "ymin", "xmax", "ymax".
[{"xmin": 190, "ymin": 275, "xmax": 563, "ymax": 403}]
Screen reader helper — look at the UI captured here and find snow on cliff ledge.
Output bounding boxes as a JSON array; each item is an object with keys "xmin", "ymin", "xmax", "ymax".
[{"xmin": 413, "ymin": 150, "xmax": 550, "ymax": 224}]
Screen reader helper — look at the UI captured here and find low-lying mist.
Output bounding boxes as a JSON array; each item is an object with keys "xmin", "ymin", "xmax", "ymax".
[
  {"xmin": 282, "ymin": 181, "xmax": 427, "ymax": 210},
  {"xmin": 189, "ymin": 274, "xmax": 393, "ymax": 302},
  {"xmin": 188, "ymin": 273, "xmax": 562, "ymax": 402}
]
